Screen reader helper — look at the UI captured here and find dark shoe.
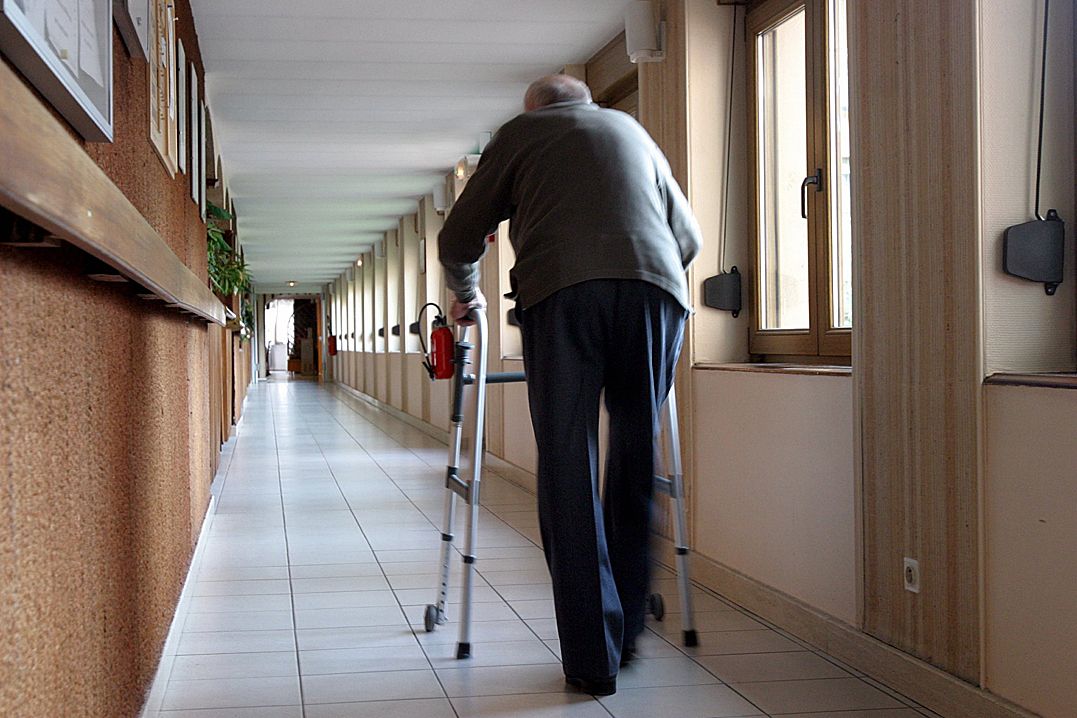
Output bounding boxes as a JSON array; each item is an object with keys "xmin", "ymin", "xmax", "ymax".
[
  {"xmin": 565, "ymin": 675, "xmax": 617, "ymax": 696},
  {"xmin": 619, "ymin": 638, "xmax": 637, "ymax": 667}
]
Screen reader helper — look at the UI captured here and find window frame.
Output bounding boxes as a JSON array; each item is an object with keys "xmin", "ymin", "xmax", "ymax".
[{"xmin": 746, "ymin": 0, "xmax": 851, "ymax": 361}]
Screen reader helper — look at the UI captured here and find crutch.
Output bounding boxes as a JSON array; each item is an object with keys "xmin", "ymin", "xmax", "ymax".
[
  {"xmin": 648, "ymin": 384, "xmax": 699, "ymax": 647},
  {"xmin": 424, "ymin": 308, "xmax": 525, "ymax": 659}
]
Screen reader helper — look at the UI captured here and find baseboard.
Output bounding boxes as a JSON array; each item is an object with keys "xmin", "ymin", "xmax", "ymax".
[
  {"xmin": 651, "ymin": 538, "xmax": 1039, "ymax": 718},
  {"xmin": 139, "ymin": 493, "xmax": 218, "ymax": 717}
]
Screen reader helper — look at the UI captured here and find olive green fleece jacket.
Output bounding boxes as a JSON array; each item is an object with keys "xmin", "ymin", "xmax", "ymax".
[{"xmin": 437, "ymin": 99, "xmax": 701, "ymax": 311}]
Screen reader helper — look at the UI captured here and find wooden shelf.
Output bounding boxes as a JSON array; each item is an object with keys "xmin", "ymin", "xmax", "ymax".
[{"xmin": 0, "ymin": 62, "xmax": 225, "ymax": 325}]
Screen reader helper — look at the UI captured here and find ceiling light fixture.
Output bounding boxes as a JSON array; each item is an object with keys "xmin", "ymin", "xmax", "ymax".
[
  {"xmin": 287, "ymin": 281, "xmax": 296, "ymax": 287},
  {"xmin": 356, "ymin": 258, "xmax": 363, "ymax": 267}
]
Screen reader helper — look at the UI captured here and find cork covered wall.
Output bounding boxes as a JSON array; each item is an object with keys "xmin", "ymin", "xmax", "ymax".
[{"xmin": 0, "ymin": 2, "xmax": 218, "ymax": 715}]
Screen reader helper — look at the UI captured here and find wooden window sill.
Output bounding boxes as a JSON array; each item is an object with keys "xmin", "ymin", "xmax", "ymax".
[
  {"xmin": 693, "ymin": 363, "xmax": 852, "ymax": 377},
  {"xmin": 984, "ymin": 372, "xmax": 1077, "ymax": 390}
]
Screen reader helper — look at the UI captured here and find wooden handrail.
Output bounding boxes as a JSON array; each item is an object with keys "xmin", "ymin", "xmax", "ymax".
[{"xmin": 0, "ymin": 62, "xmax": 225, "ymax": 325}]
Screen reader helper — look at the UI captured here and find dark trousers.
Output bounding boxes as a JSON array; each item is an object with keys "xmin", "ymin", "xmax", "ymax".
[{"xmin": 520, "ymin": 279, "xmax": 686, "ymax": 680}]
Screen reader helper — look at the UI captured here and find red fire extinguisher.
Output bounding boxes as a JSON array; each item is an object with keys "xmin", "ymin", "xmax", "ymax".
[
  {"xmin": 418, "ymin": 303, "xmax": 454, "ymax": 380},
  {"xmin": 428, "ymin": 315, "xmax": 454, "ymax": 380}
]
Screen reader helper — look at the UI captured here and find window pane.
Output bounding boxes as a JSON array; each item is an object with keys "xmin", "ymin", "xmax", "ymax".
[
  {"xmin": 828, "ymin": 0, "xmax": 853, "ymax": 328},
  {"xmin": 757, "ymin": 9, "xmax": 810, "ymax": 330}
]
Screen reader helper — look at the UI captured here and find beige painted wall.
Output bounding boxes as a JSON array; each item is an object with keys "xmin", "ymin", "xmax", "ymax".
[
  {"xmin": 691, "ymin": 369, "xmax": 858, "ymax": 625},
  {"xmin": 980, "ymin": 0, "xmax": 1076, "ymax": 373},
  {"xmin": 686, "ymin": 0, "xmax": 750, "ymax": 365},
  {"xmin": 404, "ymin": 355, "xmax": 426, "ymax": 418},
  {"xmin": 983, "ymin": 384, "xmax": 1077, "ymax": 718}
]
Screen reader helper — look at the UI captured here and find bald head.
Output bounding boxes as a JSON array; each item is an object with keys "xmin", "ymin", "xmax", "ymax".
[{"xmin": 524, "ymin": 74, "xmax": 593, "ymax": 112}]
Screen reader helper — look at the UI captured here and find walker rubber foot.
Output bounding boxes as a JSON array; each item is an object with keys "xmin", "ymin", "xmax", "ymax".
[
  {"xmin": 683, "ymin": 629, "xmax": 699, "ymax": 647},
  {"xmin": 456, "ymin": 642, "xmax": 471, "ymax": 659}
]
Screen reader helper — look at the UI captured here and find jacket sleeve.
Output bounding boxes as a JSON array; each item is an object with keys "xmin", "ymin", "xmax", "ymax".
[
  {"xmin": 656, "ymin": 152, "xmax": 702, "ymax": 269},
  {"xmin": 437, "ymin": 133, "xmax": 513, "ymax": 302}
]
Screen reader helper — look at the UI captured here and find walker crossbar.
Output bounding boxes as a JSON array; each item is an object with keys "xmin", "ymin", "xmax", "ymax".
[
  {"xmin": 422, "ymin": 307, "xmax": 699, "ymax": 655},
  {"xmin": 462, "ymin": 371, "xmax": 526, "ymax": 385}
]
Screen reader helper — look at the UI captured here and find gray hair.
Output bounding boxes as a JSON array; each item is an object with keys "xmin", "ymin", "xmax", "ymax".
[{"xmin": 524, "ymin": 74, "xmax": 592, "ymax": 111}]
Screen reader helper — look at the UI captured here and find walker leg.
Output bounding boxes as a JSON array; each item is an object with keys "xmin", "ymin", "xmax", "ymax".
[
  {"xmin": 427, "ymin": 488, "xmax": 456, "ymax": 630},
  {"xmin": 663, "ymin": 386, "xmax": 698, "ymax": 646},
  {"xmin": 456, "ymin": 493, "xmax": 479, "ymax": 659},
  {"xmin": 456, "ymin": 310, "xmax": 490, "ymax": 659}
]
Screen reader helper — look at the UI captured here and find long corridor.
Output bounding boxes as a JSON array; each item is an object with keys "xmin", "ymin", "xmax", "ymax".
[{"xmin": 141, "ymin": 379, "xmax": 935, "ymax": 718}]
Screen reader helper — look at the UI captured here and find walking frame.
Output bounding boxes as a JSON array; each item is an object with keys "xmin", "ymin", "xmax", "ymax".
[{"xmin": 424, "ymin": 307, "xmax": 698, "ymax": 659}]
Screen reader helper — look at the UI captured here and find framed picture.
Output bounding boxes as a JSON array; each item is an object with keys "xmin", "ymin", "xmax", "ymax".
[
  {"xmin": 148, "ymin": 0, "xmax": 177, "ymax": 174},
  {"xmin": 0, "ymin": 0, "xmax": 113, "ymax": 141},
  {"xmin": 199, "ymin": 100, "xmax": 206, "ymax": 220},
  {"xmin": 189, "ymin": 63, "xmax": 198, "ymax": 203},
  {"xmin": 176, "ymin": 38, "xmax": 186, "ymax": 173},
  {"xmin": 113, "ymin": 0, "xmax": 148, "ymax": 59}
]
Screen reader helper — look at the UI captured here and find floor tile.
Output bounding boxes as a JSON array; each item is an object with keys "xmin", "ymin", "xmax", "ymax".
[
  {"xmin": 156, "ymin": 707, "xmax": 302, "ymax": 718},
  {"xmin": 291, "ymin": 575, "xmax": 390, "ymax": 593},
  {"xmin": 450, "ymin": 692, "xmax": 610, "ymax": 717},
  {"xmin": 615, "ymin": 656, "xmax": 720, "ymax": 689},
  {"xmin": 730, "ymin": 677, "xmax": 905, "ymax": 714},
  {"xmin": 288, "ymin": 563, "xmax": 385, "ymax": 578},
  {"xmin": 291, "ymin": 589, "xmax": 398, "ymax": 610},
  {"xmin": 772, "ymin": 710, "xmax": 923, "ymax": 718},
  {"xmin": 698, "ymin": 651, "xmax": 851, "ymax": 683},
  {"xmin": 305, "ymin": 698, "xmax": 456, "ymax": 718},
  {"xmin": 301, "ymin": 668, "xmax": 444, "ymax": 703},
  {"xmin": 299, "ymin": 644, "xmax": 430, "ymax": 674},
  {"xmin": 197, "ymin": 566, "xmax": 290, "ymax": 581},
  {"xmin": 294, "ymin": 605, "xmax": 407, "ymax": 629},
  {"xmin": 423, "ymin": 638, "xmax": 559, "ymax": 668},
  {"xmin": 650, "ymin": 609, "xmax": 765, "ymax": 635},
  {"xmin": 598, "ymin": 683, "xmax": 763, "ymax": 718},
  {"xmin": 186, "ymin": 594, "xmax": 292, "ymax": 614},
  {"xmin": 436, "ymin": 663, "xmax": 570, "ymax": 697},
  {"xmin": 176, "ymin": 630, "xmax": 296, "ymax": 655},
  {"xmin": 510, "ymin": 599, "xmax": 556, "ymax": 619},
  {"xmin": 161, "ymin": 676, "xmax": 300, "ymax": 710},
  {"xmin": 681, "ymin": 629, "xmax": 805, "ymax": 656},
  {"xmin": 295, "ymin": 625, "xmax": 419, "ymax": 650},
  {"xmin": 415, "ymin": 619, "xmax": 538, "ymax": 645},
  {"xmin": 183, "ymin": 611, "xmax": 293, "ymax": 633},
  {"xmin": 168, "ymin": 652, "xmax": 298, "ymax": 681}
]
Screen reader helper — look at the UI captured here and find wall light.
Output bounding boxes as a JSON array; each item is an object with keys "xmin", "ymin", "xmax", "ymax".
[
  {"xmin": 625, "ymin": 1, "xmax": 666, "ymax": 63},
  {"xmin": 454, "ymin": 154, "xmax": 480, "ymax": 180},
  {"xmin": 287, "ymin": 281, "xmax": 296, "ymax": 287},
  {"xmin": 356, "ymin": 258, "xmax": 363, "ymax": 267}
]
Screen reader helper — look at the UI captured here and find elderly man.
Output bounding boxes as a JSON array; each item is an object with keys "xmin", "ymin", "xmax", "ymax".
[{"xmin": 438, "ymin": 74, "xmax": 701, "ymax": 695}]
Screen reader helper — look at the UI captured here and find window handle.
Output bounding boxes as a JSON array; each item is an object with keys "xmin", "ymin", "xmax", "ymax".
[{"xmin": 801, "ymin": 168, "xmax": 823, "ymax": 219}]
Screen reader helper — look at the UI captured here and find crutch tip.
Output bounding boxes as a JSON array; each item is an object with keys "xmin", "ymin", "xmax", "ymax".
[
  {"xmin": 455, "ymin": 642, "xmax": 471, "ymax": 659},
  {"xmin": 683, "ymin": 630, "xmax": 699, "ymax": 648}
]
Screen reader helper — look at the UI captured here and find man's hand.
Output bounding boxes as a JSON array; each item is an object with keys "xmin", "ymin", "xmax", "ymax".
[{"xmin": 450, "ymin": 289, "xmax": 487, "ymax": 326}]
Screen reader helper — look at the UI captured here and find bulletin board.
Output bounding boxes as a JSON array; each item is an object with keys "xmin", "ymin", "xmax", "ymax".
[{"xmin": 0, "ymin": 0, "xmax": 113, "ymax": 141}]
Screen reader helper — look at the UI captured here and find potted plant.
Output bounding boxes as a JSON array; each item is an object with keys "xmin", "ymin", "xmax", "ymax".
[{"xmin": 207, "ymin": 201, "xmax": 251, "ymax": 307}]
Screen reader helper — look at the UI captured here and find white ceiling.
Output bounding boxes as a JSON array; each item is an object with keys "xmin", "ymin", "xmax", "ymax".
[{"xmin": 191, "ymin": 0, "xmax": 632, "ymax": 294}]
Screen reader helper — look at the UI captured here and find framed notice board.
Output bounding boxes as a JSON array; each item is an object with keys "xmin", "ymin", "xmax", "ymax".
[{"xmin": 0, "ymin": 0, "xmax": 113, "ymax": 141}]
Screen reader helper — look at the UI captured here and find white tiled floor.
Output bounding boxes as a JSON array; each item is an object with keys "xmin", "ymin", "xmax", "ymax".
[{"xmin": 142, "ymin": 377, "xmax": 942, "ymax": 718}]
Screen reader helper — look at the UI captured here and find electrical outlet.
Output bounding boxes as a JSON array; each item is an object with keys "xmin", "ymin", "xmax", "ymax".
[{"xmin": 903, "ymin": 557, "xmax": 920, "ymax": 594}]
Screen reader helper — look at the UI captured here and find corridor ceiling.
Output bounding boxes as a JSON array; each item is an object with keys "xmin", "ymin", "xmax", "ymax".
[{"xmin": 191, "ymin": 0, "xmax": 632, "ymax": 293}]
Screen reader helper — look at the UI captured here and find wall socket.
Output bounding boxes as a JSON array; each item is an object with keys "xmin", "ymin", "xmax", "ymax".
[{"xmin": 903, "ymin": 557, "xmax": 921, "ymax": 594}]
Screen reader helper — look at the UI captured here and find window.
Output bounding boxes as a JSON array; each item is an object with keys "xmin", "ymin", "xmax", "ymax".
[{"xmin": 748, "ymin": 0, "xmax": 851, "ymax": 359}]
